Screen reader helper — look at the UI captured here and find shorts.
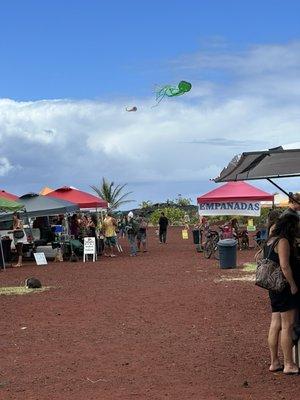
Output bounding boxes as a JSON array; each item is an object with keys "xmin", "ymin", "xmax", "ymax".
[
  {"xmin": 105, "ymin": 236, "xmax": 117, "ymax": 247},
  {"xmin": 16, "ymin": 242, "xmax": 23, "ymax": 256},
  {"xmin": 269, "ymin": 287, "xmax": 299, "ymax": 313},
  {"xmin": 137, "ymin": 231, "xmax": 147, "ymax": 243}
]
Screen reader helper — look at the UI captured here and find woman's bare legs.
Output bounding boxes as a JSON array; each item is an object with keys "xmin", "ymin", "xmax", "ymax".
[
  {"xmin": 268, "ymin": 312, "xmax": 282, "ymax": 371},
  {"xmin": 281, "ymin": 309, "xmax": 298, "ymax": 373},
  {"xmin": 13, "ymin": 244, "xmax": 23, "ymax": 267}
]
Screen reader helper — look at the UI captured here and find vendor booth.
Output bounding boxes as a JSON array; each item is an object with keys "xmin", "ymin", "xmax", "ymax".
[
  {"xmin": 0, "ymin": 194, "xmax": 80, "ymax": 262},
  {"xmin": 196, "ymin": 181, "xmax": 274, "ymax": 261},
  {"xmin": 46, "ymin": 187, "xmax": 107, "ymax": 259},
  {"xmin": 17, "ymin": 193, "xmax": 80, "ymax": 260},
  {"xmin": 46, "ymin": 186, "xmax": 108, "ymax": 209},
  {"xmin": 197, "ymin": 181, "xmax": 274, "ymax": 216}
]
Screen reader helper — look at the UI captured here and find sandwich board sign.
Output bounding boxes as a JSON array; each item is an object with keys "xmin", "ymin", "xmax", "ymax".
[
  {"xmin": 83, "ymin": 237, "xmax": 97, "ymax": 262},
  {"xmin": 34, "ymin": 252, "xmax": 48, "ymax": 266},
  {"xmin": 247, "ymin": 218, "xmax": 256, "ymax": 232},
  {"xmin": 182, "ymin": 229, "xmax": 189, "ymax": 240}
]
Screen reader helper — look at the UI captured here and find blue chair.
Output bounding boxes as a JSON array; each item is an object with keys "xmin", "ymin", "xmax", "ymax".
[
  {"xmin": 254, "ymin": 227, "xmax": 268, "ymax": 248},
  {"xmin": 54, "ymin": 225, "xmax": 63, "ymax": 234}
]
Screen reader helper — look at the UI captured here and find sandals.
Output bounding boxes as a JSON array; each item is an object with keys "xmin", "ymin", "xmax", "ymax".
[
  {"xmin": 283, "ymin": 370, "xmax": 299, "ymax": 375},
  {"xmin": 269, "ymin": 366, "xmax": 283, "ymax": 372}
]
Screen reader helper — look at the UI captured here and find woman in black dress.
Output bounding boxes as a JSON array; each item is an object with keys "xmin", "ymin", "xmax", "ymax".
[
  {"xmin": 266, "ymin": 214, "xmax": 299, "ymax": 374},
  {"xmin": 12, "ymin": 213, "xmax": 25, "ymax": 268}
]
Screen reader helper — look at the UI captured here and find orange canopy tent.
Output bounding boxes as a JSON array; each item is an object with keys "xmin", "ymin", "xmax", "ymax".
[{"xmin": 39, "ymin": 187, "xmax": 54, "ymax": 196}]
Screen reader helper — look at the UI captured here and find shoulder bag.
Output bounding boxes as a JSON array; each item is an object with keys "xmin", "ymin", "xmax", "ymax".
[
  {"xmin": 255, "ymin": 239, "xmax": 287, "ymax": 292},
  {"xmin": 13, "ymin": 229, "xmax": 25, "ymax": 240}
]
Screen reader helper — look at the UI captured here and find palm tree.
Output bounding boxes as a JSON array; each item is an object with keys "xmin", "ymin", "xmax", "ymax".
[
  {"xmin": 139, "ymin": 200, "xmax": 153, "ymax": 209},
  {"xmin": 91, "ymin": 178, "xmax": 134, "ymax": 210}
]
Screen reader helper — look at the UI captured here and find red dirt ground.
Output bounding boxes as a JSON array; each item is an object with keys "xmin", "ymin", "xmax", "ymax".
[{"xmin": 0, "ymin": 227, "xmax": 299, "ymax": 400}]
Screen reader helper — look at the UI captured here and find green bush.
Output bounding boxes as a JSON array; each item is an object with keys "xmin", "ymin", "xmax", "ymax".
[{"xmin": 150, "ymin": 207, "xmax": 185, "ymax": 226}]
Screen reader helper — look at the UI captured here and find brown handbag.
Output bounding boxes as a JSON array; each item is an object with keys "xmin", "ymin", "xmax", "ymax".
[{"xmin": 255, "ymin": 239, "xmax": 287, "ymax": 293}]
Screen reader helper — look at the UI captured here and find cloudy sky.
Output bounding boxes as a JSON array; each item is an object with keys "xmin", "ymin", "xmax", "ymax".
[{"xmin": 1, "ymin": 0, "xmax": 300, "ymax": 207}]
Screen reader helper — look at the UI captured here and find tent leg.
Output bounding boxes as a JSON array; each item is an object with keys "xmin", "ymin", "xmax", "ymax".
[{"xmin": 0, "ymin": 234, "xmax": 6, "ymax": 270}]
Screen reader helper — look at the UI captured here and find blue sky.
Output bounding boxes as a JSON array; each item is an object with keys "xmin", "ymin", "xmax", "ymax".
[
  {"xmin": 1, "ymin": 0, "xmax": 300, "ymax": 100},
  {"xmin": 0, "ymin": 0, "xmax": 300, "ymax": 206}
]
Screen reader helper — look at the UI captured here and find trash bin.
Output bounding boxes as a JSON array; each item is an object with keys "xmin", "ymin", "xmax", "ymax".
[
  {"xmin": 192, "ymin": 229, "xmax": 200, "ymax": 244},
  {"xmin": 218, "ymin": 239, "xmax": 238, "ymax": 269}
]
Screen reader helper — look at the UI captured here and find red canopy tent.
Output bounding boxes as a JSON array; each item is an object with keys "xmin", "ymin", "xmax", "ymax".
[
  {"xmin": 0, "ymin": 189, "xmax": 18, "ymax": 201},
  {"xmin": 46, "ymin": 186, "xmax": 108, "ymax": 209},
  {"xmin": 197, "ymin": 181, "xmax": 273, "ymax": 216},
  {"xmin": 197, "ymin": 181, "xmax": 273, "ymax": 203}
]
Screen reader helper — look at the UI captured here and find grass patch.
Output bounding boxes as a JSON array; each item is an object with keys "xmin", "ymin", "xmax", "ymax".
[
  {"xmin": 0, "ymin": 286, "xmax": 51, "ymax": 296},
  {"xmin": 215, "ymin": 275, "xmax": 255, "ymax": 283},
  {"xmin": 242, "ymin": 263, "xmax": 257, "ymax": 272}
]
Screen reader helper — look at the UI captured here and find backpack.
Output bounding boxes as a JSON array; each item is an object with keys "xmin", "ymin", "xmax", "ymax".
[{"xmin": 126, "ymin": 219, "xmax": 139, "ymax": 235}]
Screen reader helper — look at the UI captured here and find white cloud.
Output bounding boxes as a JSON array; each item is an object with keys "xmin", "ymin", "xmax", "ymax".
[
  {"xmin": 0, "ymin": 40, "xmax": 300, "ymax": 201},
  {"xmin": 0, "ymin": 157, "xmax": 13, "ymax": 176},
  {"xmin": 175, "ymin": 41, "xmax": 300, "ymax": 75}
]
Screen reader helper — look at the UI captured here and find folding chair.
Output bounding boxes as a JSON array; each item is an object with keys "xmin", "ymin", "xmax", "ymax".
[{"xmin": 254, "ymin": 227, "xmax": 268, "ymax": 249}]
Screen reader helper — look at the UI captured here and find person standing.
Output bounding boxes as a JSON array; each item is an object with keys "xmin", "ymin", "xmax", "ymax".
[
  {"xmin": 282, "ymin": 193, "xmax": 300, "ymax": 220},
  {"xmin": 199, "ymin": 216, "xmax": 209, "ymax": 249},
  {"xmin": 79, "ymin": 215, "xmax": 89, "ymax": 238},
  {"xmin": 283, "ymin": 193, "xmax": 300, "ymax": 357},
  {"xmin": 70, "ymin": 214, "xmax": 79, "ymax": 239},
  {"xmin": 267, "ymin": 210, "xmax": 282, "ymax": 235},
  {"xmin": 264, "ymin": 214, "xmax": 300, "ymax": 374},
  {"xmin": 102, "ymin": 212, "xmax": 118, "ymax": 257},
  {"xmin": 87, "ymin": 215, "xmax": 96, "ymax": 238},
  {"xmin": 158, "ymin": 212, "xmax": 169, "ymax": 244},
  {"xmin": 183, "ymin": 213, "xmax": 190, "ymax": 230},
  {"xmin": 12, "ymin": 213, "xmax": 25, "ymax": 268},
  {"xmin": 126, "ymin": 214, "xmax": 139, "ymax": 256},
  {"xmin": 118, "ymin": 216, "xmax": 127, "ymax": 238}
]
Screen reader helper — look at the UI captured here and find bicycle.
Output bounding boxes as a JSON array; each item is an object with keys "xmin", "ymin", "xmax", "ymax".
[{"xmin": 203, "ymin": 229, "xmax": 220, "ymax": 260}]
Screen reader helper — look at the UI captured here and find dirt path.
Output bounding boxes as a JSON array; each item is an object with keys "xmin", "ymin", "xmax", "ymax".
[{"xmin": 0, "ymin": 227, "xmax": 299, "ymax": 400}]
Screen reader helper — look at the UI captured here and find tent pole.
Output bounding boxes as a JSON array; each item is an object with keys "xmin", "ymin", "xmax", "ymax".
[
  {"xmin": 267, "ymin": 178, "xmax": 300, "ymax": 205},
  {"xmin": 95, "ymin": 207, "xmax": 99, "ymax": 255},
  {"xmin": 0, "ymin": 233, "xmax": 5, "ymax": 270}
]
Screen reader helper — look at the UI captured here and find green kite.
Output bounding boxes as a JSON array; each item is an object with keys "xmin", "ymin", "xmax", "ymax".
[{"xmin": 154, "ymin": 80, "xmax": 192, "ymax": 106}]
